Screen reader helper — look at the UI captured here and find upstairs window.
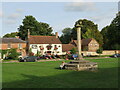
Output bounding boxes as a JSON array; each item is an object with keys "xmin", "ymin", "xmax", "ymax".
[
  {"xmin": 32, "ymin": 45, "xmax": 37, "ymax": 49},
  {"xmin": 18, "ymin": 44, "xmax": 22, "ymax": 49},
  {"xmin": 8, "ymin": 43, "xmax": 11, "ymax": 49},
  {"xmin": 95, "ymin": 44, "xmax": 98, "ymax": 47}
]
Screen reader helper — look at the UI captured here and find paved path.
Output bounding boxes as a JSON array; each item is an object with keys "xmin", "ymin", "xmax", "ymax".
[{"xmin": 1, "ymin": 57, "xmax": 118, "ymax": 63}]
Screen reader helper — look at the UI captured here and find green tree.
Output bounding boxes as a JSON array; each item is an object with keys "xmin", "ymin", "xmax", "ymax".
[
  {"xmin": 72, "ymin": 19, "xmax": 103, "ymax": 46},
  {"xmin": 100, "ymin": 26, "xmax": 109, "ymax": 49},
  {"xmin": 7, "ymin": 49, "xmax": 20, "ymax": 60},
  {"xmin": 70, "ymin": 48, "xmax": 77, "ymax": 54},
  {"xmin": 60, "ymin": 27, "xmax": 72, "ymax": 44},
  {"xmin": 0, "ymin": 50, "xmax": 8, "ymax": 59},
  {"xmin": 3, "ymin": 32, "xmax": 18, "ymax": 38},
  {"xmin": 18, "ymin": 15, "xmax": 53, "ymax": 40},
  {"xmin": 101, "ymin": 12, "xmax": 120, "ymax": 50}
]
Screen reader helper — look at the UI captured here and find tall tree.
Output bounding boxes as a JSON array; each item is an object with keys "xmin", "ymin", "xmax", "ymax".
[
  {"xmin": 101, "ymin": 12, "xmax": 120, "ymax": 50},
  {"xmin": 18, "ymin": 15, "xmax": 53, "ymax": 40},
  {"xmin": 71, "ymin": 19, "xmax": 103, "ymax": 46},
  {"xmin": 60, "ymin": 27, "xmax": 72, "ymax": 44},
  {"xmin": 100, "ymin": 26, "xmax": 109, "ymax": 49},
  {"xmin": 3, "ymin": 32, "xmax": 18, "ymax": 38}
]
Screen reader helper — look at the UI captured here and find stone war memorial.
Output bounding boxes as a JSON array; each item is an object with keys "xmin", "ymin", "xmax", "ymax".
[{"xmin": 64, "ymin": 20, "xmax": 98, "ymax": 71}]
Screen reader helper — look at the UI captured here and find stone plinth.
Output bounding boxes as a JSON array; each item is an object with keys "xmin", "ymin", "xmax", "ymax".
[{"xmin": 64, "ymin": 60, "xmax": 98, "ymax": 71}]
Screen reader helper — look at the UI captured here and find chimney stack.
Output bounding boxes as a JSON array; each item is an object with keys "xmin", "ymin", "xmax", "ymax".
[
  {"xmin": 55, "ymin": 32, "xmax": 58, "ymax": 38},
  {"xmin": 28, "ymin": 29, "xmax": 30, "ymax": 39}
]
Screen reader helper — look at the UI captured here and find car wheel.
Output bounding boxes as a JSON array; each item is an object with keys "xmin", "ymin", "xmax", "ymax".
[{"xmin": 24, "ymin": 59, "xmax": 27, "ymax": 62}]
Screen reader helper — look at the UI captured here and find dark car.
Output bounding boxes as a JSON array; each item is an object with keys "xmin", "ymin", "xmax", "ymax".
[
  {"xmin": 112, "ymin": 54, "xmax": 120, "ymax": 58},
  {"xmin": 68, "ymin": 54, "xmax": 78, "ymax": 60},
  {"xmin": 19, "ymin": 56, "xmax": 38, "ymax": 62}
]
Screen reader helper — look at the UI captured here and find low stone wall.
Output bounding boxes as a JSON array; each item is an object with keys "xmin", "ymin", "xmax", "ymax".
[{"xmin": 82, "ymin": 50, "xmax": 120, "ymax": 56}]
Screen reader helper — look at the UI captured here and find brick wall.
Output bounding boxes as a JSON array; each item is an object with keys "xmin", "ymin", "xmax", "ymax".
[
  {"xmin": 1, "ymin": 43, "xmax": 26, "ymax": 56},
  {"xmin": 82, "ymin": 50, "xmax": 120, "ymax": 56}
]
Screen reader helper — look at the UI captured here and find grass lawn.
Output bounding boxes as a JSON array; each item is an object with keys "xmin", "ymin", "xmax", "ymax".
[{"xmin": 2, "ymin": 58, "xmax": 119, "ymax": 88}]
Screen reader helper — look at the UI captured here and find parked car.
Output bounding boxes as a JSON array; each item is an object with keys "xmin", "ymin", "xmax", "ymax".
[
  {"xmin": 111, "ymin": 54, "xmax": 120, "ymax": 58},
  {"xmin": 19, "ymin": 56, "xmax": 38, "ymax": 62},
  {"xmin": 68, "ymin": 54, "xmax": 78, "ymax": 60}
]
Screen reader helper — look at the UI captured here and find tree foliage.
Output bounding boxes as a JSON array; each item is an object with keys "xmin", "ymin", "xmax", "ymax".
[
  {"xmin": 70, "ymin": 48, "xmax": 77, "ymax": 54},
  {"xmin": 18, "ymin": 15, "xmax": 53, "ymax": 40},
  {"xmin": 72, "ymin": 19, "xmax": 103, "ymax": 46},
  {"xmin": 60, "ymin": 19, "xmax": 103, "ymax": 45},
  {"xmin": 101, "ymin": 12, "xmax": 120, "ymax": 50},
  {"xmin": 3, "ymin": 32, "xmax": 18, "ymax": 38},
  {"xmin": 60, "ymin": 28, "xmax": 72, "ymax": 44},
  {"xmin": 7, "ymin": 49, "xmax": 20, "ymax": 59}
]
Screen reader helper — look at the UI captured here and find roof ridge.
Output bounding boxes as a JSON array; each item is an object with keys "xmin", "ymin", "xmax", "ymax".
[{"xmin": 30, "ymin": 35, "xmax": 55, "ymax": 37}]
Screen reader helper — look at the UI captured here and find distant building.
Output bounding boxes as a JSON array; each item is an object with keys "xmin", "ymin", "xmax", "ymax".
[
  {"xmin": 0, "ymin": 37, "xmax": 26, "ymax": 57},
  {"xmin": 62, "ymin": 44, "xmax": 76, "ymax": 54},
  {"xmin": 27, "ymin": 32, "xmax": 63, "ymax": 55},
  {"xmin": 69, "ymin": 38, "xmax": 99, "ymax": 51}
]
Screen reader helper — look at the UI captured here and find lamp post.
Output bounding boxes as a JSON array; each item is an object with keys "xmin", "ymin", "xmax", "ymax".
[{"xmin": 75, "ymin": 21, "xmax": 83, "ymax": 60}]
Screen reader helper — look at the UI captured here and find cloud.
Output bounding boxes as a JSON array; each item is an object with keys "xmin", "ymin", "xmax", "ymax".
[
  {"xmin": 5, "ymin": 19, "xmax": 16, "ymax": 24},
  {"xmin": 16, "ymin": 8, "xmax": 24, "ymax": 13},
  {"xmin": 4, "ymin": 8, "xmax": 24, "ymax": 25},
  {"xmin": 65, "ymin": 2, "xmax": 97, "ymax": 12},
  {"xmin": 7, "ymin": 13, "xmax": 21, "ymax": 19}
]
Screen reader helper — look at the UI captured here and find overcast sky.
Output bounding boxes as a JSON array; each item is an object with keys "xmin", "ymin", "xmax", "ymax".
[{"xmin": 0, "ymin": 1, "xmax": 119, "ymax": 37}]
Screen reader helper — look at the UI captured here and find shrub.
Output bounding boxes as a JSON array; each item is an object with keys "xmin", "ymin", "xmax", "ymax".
[
  {"xmin": 7, "ymin": 49, "xmax": 19, "ymax": 60},
  {"xmin": 96, "ymin": 48, "xmax": 103, "ymax": 56},
  {"xmin": 0, "ymin": 50, "xmax": 8, "ymax": 59},
  {"xmin": 70, "ymin": 48, "xmax": 77, "ymax": 54}
]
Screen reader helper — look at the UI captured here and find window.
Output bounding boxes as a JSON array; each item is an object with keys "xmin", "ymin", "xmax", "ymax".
[
  {"xmin": 8, "ymin": 43, "xmax": 11, "ymax": 49},
  {"xmin": 54, "ymin": 45, "xmax": 58, "ymax": 50},
  {"xmin": 32, "ymin": 45, "xmax": 37, "ymax": 49},
  {"xmin": 95, "ymin": 44, "xmax": 97, "ymax": 47},
  {"xmin": 18, "ymin": 44, "xmax": 22, "ymax": 49},
  {"xmin": 46, "ymin": 44, "xmax": 52, "ymax": 50}
]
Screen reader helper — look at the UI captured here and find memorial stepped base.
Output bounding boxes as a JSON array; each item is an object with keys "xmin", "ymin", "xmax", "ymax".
[{"xmin": 64, "ymin": 60, "xmax": 98, "ymax": 71}]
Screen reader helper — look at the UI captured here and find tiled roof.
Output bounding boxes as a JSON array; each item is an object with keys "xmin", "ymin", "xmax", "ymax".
[
  {"xmin": 71, "ymin": 38, "xmax": 93, "ymax": 46},
  {"xmin": 29, "ymin": 35, "xmax": 62, "ymax": 44},
  {"xmin": 0, "ymin": 38, "xmax": 26, "ymax": 43},
  {"xmin": 62, "ymin": 44, "xmax": 76, "ymax": 52}
]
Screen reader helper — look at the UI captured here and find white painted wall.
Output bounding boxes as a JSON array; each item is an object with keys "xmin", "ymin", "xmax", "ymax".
[{"xmin": 30, "ymin": 44, "xmax": 63, "ymax": 55}]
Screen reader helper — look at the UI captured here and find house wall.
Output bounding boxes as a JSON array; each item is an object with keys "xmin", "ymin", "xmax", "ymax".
[
  {"xmin": 30, "ymin": 44, "xmax": 62, "ymax": 55},
  {"xmin": 0, "ymin": 43, "xmax": 26, "ymax": 56},
  {"xmin": 88, "ymin": 39, "xmax": 99, "ymax": 51}
]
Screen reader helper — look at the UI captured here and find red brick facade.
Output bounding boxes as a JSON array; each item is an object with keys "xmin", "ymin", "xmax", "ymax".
[
  {"xmin": 1, "ymin": 43, "xmax": 26, "ymax": 56},
  {"xmin": 1, "ymin": 38, "xmax": 27, "ymax": 57}
]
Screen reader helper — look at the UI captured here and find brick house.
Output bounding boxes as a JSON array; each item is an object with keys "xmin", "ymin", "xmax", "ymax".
[
  {"xmin": 0, "ymin": 37, "xmax": 26, "ymax": 57},
  {"xmin": 27, "ymin": 32, "xmax": 63, "ymax": 55},
  {"xmin": 69, "ymin": 38, "xmax": 99, "ymax": 51}
]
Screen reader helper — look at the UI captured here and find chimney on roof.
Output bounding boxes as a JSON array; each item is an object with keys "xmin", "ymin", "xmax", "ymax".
[
  {"xmin": 55, "ymin": 32, "xmax": 58, "ymax": 38},
  {"xmin": 28, "ymin": 29, "xmax": 30, "ymax": 39}
]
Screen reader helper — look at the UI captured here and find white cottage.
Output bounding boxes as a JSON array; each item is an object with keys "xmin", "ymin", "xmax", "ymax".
[{"xmin": 27, "ymin": 32, "xmax": 62, "ymax": 55}]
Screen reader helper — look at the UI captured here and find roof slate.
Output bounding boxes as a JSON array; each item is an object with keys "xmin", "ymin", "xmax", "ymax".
[
  {"xmin": 62, "ymin": 44, "xmax": 76, "ymax": 52},
  {"xmin": 0, "ymin": 38, "xmax": 26, "ymax": 43},
  {"xmin": 70, "ymin": 38, "xmax": 93, "ymax": 46},
  {"xmin": 29, "ymin": 35, "xmax": 62, "ymax": 44}
]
